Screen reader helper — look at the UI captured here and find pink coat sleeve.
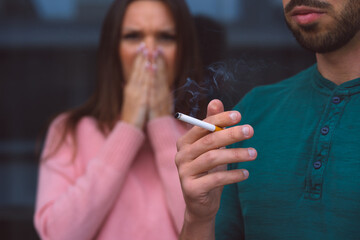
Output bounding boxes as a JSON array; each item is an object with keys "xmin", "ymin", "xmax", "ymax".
[
  {"xmin": 147, "ymin": 116, "xmax": 187, "ymax": 233},
  {"xmin": 34, "ymin": 116, "xmax": 145, "ymax": 240}
]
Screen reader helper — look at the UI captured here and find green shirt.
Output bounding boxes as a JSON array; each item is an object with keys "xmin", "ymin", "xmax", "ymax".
[{"xmin": 215, "ymin": 64, "xmax": 360, "ymax": 240}]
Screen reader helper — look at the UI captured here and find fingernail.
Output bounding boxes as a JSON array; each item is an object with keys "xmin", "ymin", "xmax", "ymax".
[
  {"xmin": 143, "ymin": 48, "xmax": 149, "ymax": 56},
  {"xmin": 248, "ymin": 148, "xmax": 256, "ymax": 158},
  {"xmin": 137, "ymin": 42, "xmax": 145, "ymax": 53},
  {"xmin": 145, "ymin": 61, "xmax": 151, "ymax": 69},
  {"xmin": 242, "ymin": 169, "xmax": 249, "ymax": 178},
  {"xmin": 229, "ymin": 112, "xmax": 239, "ymax": 121},
  {"xmin": 242, "ymin": 126, "xmax": 250, "ymax": 137}
]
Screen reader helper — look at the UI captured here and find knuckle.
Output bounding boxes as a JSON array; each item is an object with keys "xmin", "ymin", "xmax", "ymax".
[
  {"xmin": 202, "ymin": 134, "xmax": 215, "ymax": 146},
  {"xmin": 181, "ymin": 145, "xmax": 192, "ymax": 157},
  {"xmin": 226, "ymin": 171, "xmax": 241, "ymax": 184},
  {"xmin": 212, "ymin": 172, "xmax": 225, "ymax": 184},
  {"xmin": 232, "ymin": 148, "xmax": 245, "ymax": 160},
  {"xmin": 182, "ymin": 179, "xmax": 198, "ymax": 198},
  {"xmin": 177, "ymin": 164, "xmax": 187, "ymax": 179},
  {"xmin": 176, "ymin": 136, "xmax": 186, "ymax": 151},
  {"xmin": 175, "ymin": 145, "xmax": 192, "ymax": 167},
  {"xmin": 174, "ymin": 153, "xmax": 182, "ymax": 167},
  {"xmin": 203, "ymin": 150, "xmax": 217, "ymax": 165},
  {"xmin": 231, "ymin": 149, "xmax": 240, "ymax": 159},
  {"xmin": 228, "ymin": 126, "xmax": 241, "ymax": 140}
]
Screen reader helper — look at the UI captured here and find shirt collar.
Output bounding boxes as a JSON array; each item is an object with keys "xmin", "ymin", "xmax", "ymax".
[{"xmin": 312, "ymin": 64, "xmax": 360, "ymax": 96}]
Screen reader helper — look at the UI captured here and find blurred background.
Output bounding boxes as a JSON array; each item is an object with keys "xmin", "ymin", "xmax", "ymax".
[{"xmin": 0, "ymin": 0, "xmax": 315, "ymax": 239}]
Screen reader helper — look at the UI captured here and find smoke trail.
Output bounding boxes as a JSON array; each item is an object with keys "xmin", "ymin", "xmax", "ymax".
[
  {"xmin": 173, "ymin": 77, "xmax": 209, "ymax": 117},
  {"xmin": 175, "ymin": 57, "xmax": 276, "ymax": 117}
]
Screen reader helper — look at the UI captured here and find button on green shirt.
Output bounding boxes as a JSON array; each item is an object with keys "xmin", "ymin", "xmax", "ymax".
[{"xmin": 215, "ymin": 65, "xmax": 360, "ymax": 240}]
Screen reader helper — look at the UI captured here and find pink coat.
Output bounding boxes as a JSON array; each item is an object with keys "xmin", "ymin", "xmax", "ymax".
[{"xmin": 34, "ymin": 115, "xmax": 186, "ymax": 240}]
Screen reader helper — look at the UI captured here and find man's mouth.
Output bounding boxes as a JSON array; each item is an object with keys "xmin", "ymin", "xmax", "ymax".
[{"xmin": 290, "ymin": 6, "xmax": 326, "ymax": 25}]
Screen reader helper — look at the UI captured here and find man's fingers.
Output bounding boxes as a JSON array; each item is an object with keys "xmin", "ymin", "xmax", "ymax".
[
  {"xmin": 177, "ymin": 123, "xmax": 253, "ymax": 164},
  {"xmin": 184, "ymin": 147, "xmax": 257, "ymax": 176},
  {"xmin": 177, "ymin": 100, "xmax": 225, "ymax": 150},
  {"xmin": 201, "ymin": 169, "xmax": 249, "ymax": 192},
  {"xmin": 177, "ymin": 110, "xmax": 242, "ymax": 150},
  {"xmin": 182, "ymin": 169, "xmax": 249, "ymax": 197},
  {"xmin": 206, "ymin": 99, "xmax": 224, "ymax": 117},
  {"xmin": 193, "ymin": 124, "xmax": 253, "ymax": 154}
]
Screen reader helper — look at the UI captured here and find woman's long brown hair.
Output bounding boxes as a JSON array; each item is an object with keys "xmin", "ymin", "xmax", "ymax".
[{"xmin": 44, "ymin": 0, "xmax": 205, "ymax": 160}]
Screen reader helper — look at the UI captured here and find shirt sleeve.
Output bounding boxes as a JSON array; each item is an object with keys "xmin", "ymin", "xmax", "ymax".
[
  {"xmin": 34, "ymin": 116, "xmax": 145, "ymax": 240},
  {"xmin": 146, "ymin": 116, "xmax": 187, "ymax": 233}
]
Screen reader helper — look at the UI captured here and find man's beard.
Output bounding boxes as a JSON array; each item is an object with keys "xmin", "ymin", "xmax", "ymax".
[{"xmin": 284, "ymin": 0, "xmax": 360, "ymax": 53}]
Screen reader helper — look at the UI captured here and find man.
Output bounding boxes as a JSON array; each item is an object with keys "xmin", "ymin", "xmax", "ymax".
[{"xmin": 175, "ymin": 0, "xmax": 360, "ymax": 239}]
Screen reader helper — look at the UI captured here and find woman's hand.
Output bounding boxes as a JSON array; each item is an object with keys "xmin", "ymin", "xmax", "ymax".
[
  {"xmin": 121, "ymin": 48, "xmax": 152, "ymax": 129},
  {"xmin": 148, "ymin": 50, "xmax": 173, "ymax": 120},
  {"xmin": 121, "ymin": 46, "xmax": 174, "ymax": 129}
]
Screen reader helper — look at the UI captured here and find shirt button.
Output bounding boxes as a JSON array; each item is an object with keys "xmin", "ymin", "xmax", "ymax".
[
  {"xmin": 313, "ymin": 161, "xmax": 322, "ymax": 169},
  {"xmin": 321, "ymin": 127, "xmax": 329, "ymax": 135},
  {"xmin": 332, "ymin": 96, "xmax": 341, "ymax": 104}
]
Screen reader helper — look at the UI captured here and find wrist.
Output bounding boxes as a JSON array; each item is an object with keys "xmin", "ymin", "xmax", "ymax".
[
  {"xmin": 184, "ymin": 208, "xmax": 216, "ymax": 225},
  {"xmin": 120, "ymin": 116, "xmax": 145, "ymax": 130},
  {"xmin": 180, "ymin": 209, "xmax": 215, "ymax": 240}
]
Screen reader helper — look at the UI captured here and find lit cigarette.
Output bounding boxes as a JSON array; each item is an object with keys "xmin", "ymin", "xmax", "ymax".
[{"xmin": 174, "ymin": 112, "xmax": 223, "ymax": 132}]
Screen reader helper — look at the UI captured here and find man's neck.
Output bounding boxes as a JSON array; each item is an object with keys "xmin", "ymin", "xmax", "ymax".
[{"xmin": 316, "ymin": 32, "xmax": 360, "ymax": 85}]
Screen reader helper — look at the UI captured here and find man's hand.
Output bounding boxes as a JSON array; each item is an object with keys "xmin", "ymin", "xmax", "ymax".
[{"xmin": 175, "ymin": 99, "xmax": 257, "ymax": 239}]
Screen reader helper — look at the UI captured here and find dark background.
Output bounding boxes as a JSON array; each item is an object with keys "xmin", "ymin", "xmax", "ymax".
[{"xmin": 0, "ymin": 0, "xmax": 315, "ymax": 239}]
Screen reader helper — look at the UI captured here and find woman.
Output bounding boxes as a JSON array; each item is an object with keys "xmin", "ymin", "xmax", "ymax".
[{"xmin": 34, "ymin": 0, "xmax": 204, "ymax": 239}]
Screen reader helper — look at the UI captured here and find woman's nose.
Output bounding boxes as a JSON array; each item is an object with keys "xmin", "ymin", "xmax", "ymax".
[{"xmin": 145, "ymin": 38, "xmax": 157, "ymax": 54}]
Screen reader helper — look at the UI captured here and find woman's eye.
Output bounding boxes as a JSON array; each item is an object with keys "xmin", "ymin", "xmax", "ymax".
[
  {"xmin": 122, "ymin": 32, "xmax": 142, "ymax": 40},
  {"xmin": 158, "ymin": 33, "xmax": 177, "ymax": 42}
]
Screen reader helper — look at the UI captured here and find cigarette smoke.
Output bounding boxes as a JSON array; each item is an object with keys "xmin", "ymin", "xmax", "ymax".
[
  {"xmin": 175, "ymin": 57, "xmax": 273, "ymax": 117},
  {"xmin": 173, "ymin": 77, "xmax": 207, "ymax": 117}
]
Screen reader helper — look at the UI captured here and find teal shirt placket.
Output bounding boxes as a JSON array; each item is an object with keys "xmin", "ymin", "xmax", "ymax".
[{"xmin": 306, "ymin": 71, "xmax": 353, "ymax": 200}]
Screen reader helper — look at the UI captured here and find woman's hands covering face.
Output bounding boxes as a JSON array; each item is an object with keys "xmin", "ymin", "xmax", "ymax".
[{"xmin": 121, "ymin": 46, "xmax": 173, "ymax": 130}]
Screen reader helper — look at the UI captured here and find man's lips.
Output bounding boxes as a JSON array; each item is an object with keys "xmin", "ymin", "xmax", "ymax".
[{"xmin": 290, "ymin": 6, "xmax": 326, "ymax": 25}]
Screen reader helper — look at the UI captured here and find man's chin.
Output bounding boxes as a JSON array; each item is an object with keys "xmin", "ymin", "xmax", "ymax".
[
  {"xmin": 284, "ymin": 0, "xmax": 360, "ymax": 54},
  {"xmin": 287, "ymin": 22, "xmax": 342, "ymax": 53},
  {"xmin": 293, "ymin": 35, "xmax": 351, "ymax": 53}
]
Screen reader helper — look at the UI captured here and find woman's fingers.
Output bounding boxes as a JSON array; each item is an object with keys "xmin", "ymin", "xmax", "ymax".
[
  {"xmin": 148, "ymin": 50, "xmax": 173, "ymax": 119},
  {"xmin": 154, "ymin": 49, "xmax": 166, "ymax": 81},
  {"xmin": 128, "ymin": 48, "xmax": 148, "ymax": 85},
  {"xmin": 121, "ymin": 46, "xmax": 153, "ymax": 129}
]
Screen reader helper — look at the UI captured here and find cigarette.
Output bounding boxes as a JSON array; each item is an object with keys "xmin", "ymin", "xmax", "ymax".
[{"xmin": 174, "ymin": 112, "xmax": 223, "ymax": 132}]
